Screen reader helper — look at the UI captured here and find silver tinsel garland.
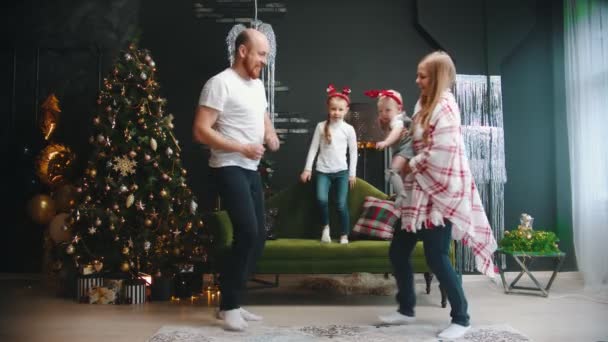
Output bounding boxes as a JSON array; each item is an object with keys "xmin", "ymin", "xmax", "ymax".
[
  {"xmin": 225, "ymin": 20, "xmax": 277, "ymax": 122},
  {"xmin": 454, "ymin": 75, "xmax": 507, "ymax": 272}
]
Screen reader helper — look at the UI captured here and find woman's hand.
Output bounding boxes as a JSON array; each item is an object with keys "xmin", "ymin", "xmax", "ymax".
[
  {"xmin": 300, "ymin": 170, "xmax": 312, "ymax": 183},
  {"xmin": 349, "ymin": 176, "xmax": 356, "ymax": 189}
]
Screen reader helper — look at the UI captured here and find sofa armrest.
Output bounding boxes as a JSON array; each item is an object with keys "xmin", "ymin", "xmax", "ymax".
[{"xmin": 208, "ymin": 211, "xmax": 233, "ymax": 255}]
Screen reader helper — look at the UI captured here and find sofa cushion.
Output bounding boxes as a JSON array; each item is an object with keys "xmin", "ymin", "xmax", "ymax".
[{"xmin": 351, "ymin": 196, "xmax": 399, "ymax": 240}]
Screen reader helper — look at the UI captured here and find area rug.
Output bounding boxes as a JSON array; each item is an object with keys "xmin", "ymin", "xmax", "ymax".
[
  {"xmin": 148, "ymin": 323, "xmax": 532, "ymax": 342},
  {"xmin": 298, "ymin": 272, "xmax": 396, "ymax": 296}
]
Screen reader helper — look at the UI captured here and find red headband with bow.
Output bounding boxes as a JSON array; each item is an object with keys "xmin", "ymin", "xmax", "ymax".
[
  {"xmin": 364, "ymin": 89, "xmax": 402, "ymax": 106},
  {"xmin": 326, "ymin": 84, "xmax": 351, "ymax": 104}
]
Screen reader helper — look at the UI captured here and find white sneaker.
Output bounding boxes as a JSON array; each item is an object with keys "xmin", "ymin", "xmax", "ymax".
[
  {"xmin": 222, "ymin": 309, "xmax": 248, "ymax": 331},
  {"xmin": 339, "ymin": 235, "xmax": 349, "ymax": 244},
  {"xmin": 378, "ymin": 312, "xmax": 416, "ymax": 325},
  {"xmin": 321, "ymin": 226, "xmax": 331, "ymax": 243},
  {"xmin": 437, "ymin": 323, "xmax": 471, "ymax": 339},
  {"xmin": 239, "ymin": 307, "xmax": 263, "ymax": 321},
  {"xmin": 217, "ymin": 308, "xmax": 263, "ymax": 322}
]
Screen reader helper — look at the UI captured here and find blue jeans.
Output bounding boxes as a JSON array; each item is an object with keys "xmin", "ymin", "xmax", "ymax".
[
  {"xmin": 389, "ymin": 221, "xmax": 470, "ymax": 326},
  {"xmin": 315, "ymin": 170, "xmax": 350, "ymax": 235}
]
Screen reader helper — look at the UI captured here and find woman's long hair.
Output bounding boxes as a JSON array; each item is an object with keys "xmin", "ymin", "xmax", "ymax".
[{"xmin": 415, "ymin": 51, "xmax": 456, "ymax": 144}]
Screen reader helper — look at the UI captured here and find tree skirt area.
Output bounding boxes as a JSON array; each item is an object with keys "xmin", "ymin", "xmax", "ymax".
[
  {"xmin": 148, "ymin": 323, "xmax": 532, "ymax": 342},
  {"xmin": 297, "ymin": 273, "xmax": 397, "ymax": 296}
]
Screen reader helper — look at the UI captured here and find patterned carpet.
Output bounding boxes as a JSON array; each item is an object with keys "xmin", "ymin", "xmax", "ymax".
[{"xmin": 148, "ymin": 323, "xmax": 532, "ymax": 342}]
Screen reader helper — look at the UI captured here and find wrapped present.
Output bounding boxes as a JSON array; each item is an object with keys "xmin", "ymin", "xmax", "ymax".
[
  {"xmin": 123, "ymin": 279, "xmax": 146, "ymax": 304},
  {"xmin": 88, "ymin": 286, "xmax": 117, "ymax": 304},
  {"xmin": 76, "ymin": 274, "xmax": 103, "ymax": 301}
]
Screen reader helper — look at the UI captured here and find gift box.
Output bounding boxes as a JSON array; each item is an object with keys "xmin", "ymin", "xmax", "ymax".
[
  {"xmin": 76, "ymin": 274, "xmax": 103, "ymax": 302},
  {"xmin": 122, "ymin": 279, "xmax": 146, "ymax": 304}
]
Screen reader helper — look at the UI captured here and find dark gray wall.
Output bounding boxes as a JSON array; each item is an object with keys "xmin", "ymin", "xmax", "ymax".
[{"xmin": 2, "ymin": 0, "xmax": 573, "ymax": 272}]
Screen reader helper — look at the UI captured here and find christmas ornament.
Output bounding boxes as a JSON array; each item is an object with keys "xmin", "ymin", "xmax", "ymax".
[
  {"xmin": 166, "ymin": 147, "xmax": 173, "ymax": 157},
  {"xmin": 66, "ymin": 244, "xmax": 75, "ymax": 255},
  {"xmin": 92, "ymin": 260, "xmax": 104, "ymax": 272},
  {"xmin": 112, "ymin": 155, "xmax": 137, "ymax": 176},
  {"xmin": 144, "ymin": 219, "xmax": 153, "ymax": 227},
  {"xmin": 190, "ymin": 200, "xmax": 198, "ymax": 214},
  {"xmin": 52, "ymin": 184, "xmax": 78, "ymax": 212},
  {"xmin": 28, "ymin": 194, "xmax": 56, "ymax": 225},
  {"xmin": 126, "ymin": 194, "xmax": 135, "ymax": 208},
  {"xmin": 36, "ymin": 144, "xmax": 75, "ymax": 187},
  {"xmin": 120, "ymin": 262, "xmax": 130, "ymax": 272},
  {"xmin": 48, "ymin": 213, "xmax": 71, "ymax": 243},
  {"xmin": 40, "ymin": 93, "xmax": 61, "ymax": 141},
  {"xmin": 88, "ymin": 226, "xmax": 97, "ymax": 235},
  {"xmin": 150, "ymin": 138, "xmax": 158, "ymax": 151}
]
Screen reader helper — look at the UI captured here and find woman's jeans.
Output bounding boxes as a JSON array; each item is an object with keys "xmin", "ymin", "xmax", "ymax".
[
  {"xmin": 389, "ymin": 221, "xmax": 470, "ymax": 326},
  {"xmin": 315, "ymin": 170, "xmax": 350, "ymax": 235}
]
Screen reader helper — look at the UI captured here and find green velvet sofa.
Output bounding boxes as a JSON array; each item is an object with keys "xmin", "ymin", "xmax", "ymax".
[{"xmin": 209, "ymin": 178, "xmax": 452, "ymax": 306}]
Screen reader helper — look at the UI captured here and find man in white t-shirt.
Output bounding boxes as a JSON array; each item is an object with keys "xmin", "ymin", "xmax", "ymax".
[{"xmin": 193, "ymin": 28, "xmax": 280, "ymax": 332}]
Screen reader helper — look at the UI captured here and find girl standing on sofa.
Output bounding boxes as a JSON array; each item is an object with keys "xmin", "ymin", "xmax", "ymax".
[
  {"xmin": 378, "ymin": 51, "xmax": 497, "ymax": 340},
  {"xmin": 300, "ymin": 84, "xmax": 358, "ymax": 244}
]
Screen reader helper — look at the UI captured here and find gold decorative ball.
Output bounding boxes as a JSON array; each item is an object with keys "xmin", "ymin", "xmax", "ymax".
[
  {"xmin": 66, "ymin": 244, "xmax": 75, "ymax": 255},
  {"xmin": 144, "ymin": 219, "xmax": 153, "ymax": 227},
  {"xmin": 122, "ymin": 247, "xmax": 130, "ymax": 255},
  {"xmin": 28, "ymin": 194, "xmax": 56, "ymax": 225},
  {"xmin": 120, "ymin": 262, "xmax": 130, "ymax": 272},
  {"xmin": 197, "ymin": 219, "xmax": 204, "ymax": 228},
  {"xmin": 160, "ymin": 189, "xmax": 168, "ymax": 198}
]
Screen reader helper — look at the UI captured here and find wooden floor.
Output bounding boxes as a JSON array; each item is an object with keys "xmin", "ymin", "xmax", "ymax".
[{"xmin": 0, "ymin": 272, "xmax": 606, "ymax": 342}]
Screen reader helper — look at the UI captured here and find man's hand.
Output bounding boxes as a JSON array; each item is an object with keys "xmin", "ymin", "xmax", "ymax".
[
  {"xmin": 265, "ymin": 134, "xmax": 280, "ymax": 152},
  {"xmin": 376, "ymin": 141, "xmax": 388, "ymax": 150},
  {"xmin": 241, "ymin": 144, "xmax": 265, "ymax": 160},
  {"xmin": 300, "ymin": 170, "xmax": 312, "ymax": 183},
  {"xmin": 349, "ymin": 176, "xmax": 356, "ymax": 189}
]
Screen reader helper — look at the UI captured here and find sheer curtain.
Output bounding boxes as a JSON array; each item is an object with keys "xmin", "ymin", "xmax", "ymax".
[{"xmin": 564, "ymin": 0, "xmax": 608, "ymax": 290}]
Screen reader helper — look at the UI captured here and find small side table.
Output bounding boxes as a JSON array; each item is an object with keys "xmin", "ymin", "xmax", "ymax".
[{"xmin": 495, "ymin": 249, "xmax": 566, "ymax": 297}]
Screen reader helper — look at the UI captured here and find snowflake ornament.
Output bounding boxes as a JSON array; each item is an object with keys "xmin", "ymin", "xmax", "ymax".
[{"xmin": 112, "ymin": 155, "xmax": 137, "ymax": 176}]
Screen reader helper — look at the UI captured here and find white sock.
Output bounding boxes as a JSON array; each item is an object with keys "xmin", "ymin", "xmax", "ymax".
[
  {"xmin": 437, "ymin": 323, "xmax": 471, "ymax": 339},
  {"xmin": 222, "ymin": 309, "xmax": 248, "ymax": 331},
  {"xmin": 239, "ymin": 307, "xmax": 263, "ymax": 321},
  {"xmin": 378, "ymin": 312, "xmax": 416, "ymax": 325}
]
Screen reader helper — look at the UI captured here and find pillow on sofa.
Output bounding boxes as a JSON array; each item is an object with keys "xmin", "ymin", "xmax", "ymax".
[{"xmin": 351, "ymin": 196, "xmax": 399, "ymax": 240}]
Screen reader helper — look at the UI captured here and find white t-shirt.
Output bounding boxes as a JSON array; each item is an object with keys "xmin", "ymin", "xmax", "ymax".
[
  {"xmin": 304, "ymin": 120, "xmax": 358, "ymax": 176},
  {"xmin": 198, "ymin": 68, "xmax": 268, "ymax": 171}
]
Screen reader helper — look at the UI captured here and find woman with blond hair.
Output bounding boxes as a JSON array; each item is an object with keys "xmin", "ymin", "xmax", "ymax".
[{"xmin": 378, "ymin": 51, "xmax": 497, "ymax": 340}]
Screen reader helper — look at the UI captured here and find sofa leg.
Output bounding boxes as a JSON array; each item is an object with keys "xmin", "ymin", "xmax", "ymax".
[
  {"xmin": 423, "ymin": 272, "xmax": 433, "ymax": 294},
  {"xmin": 384, "ymin": 272, "xmax": 390, "ymax": 279},
  {"xmin": 248, "ymin": 274, "xmax": 280, "ymax": 289},
  {"xmin": 439, "ymin": 284, "xmax": 447, "ymax": 308}
]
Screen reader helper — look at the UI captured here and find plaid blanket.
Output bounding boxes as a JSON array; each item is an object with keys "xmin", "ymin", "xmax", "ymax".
[{"xmin": 400, "ymin": 91, "xmax": 497, "ymax": 277}]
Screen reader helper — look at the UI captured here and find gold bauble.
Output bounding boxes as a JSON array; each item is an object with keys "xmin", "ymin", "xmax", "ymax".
[
  {"xmin": 52, "ymin": 184, "xmax": 78, "ymax": 212},
  {"xmin": 173, "ymin": 247, "xmax": 181, "ymax": 256},
  {"xmin": 36, "ymin": 144, "xmax": 75, "ymax": 187},
  {"xmin": 48, "ymin": 213, "xmax": 71, "ymax": 243},
  {"xmin": 120, "ymin": 262, "xmax": 130, "ymax": 272},
  {"xmin": 28, "ymin": 194, "xmax": 56, "ymax": 225},
  {"xmin": 89, "ymin": 169, "xmax": 97, "ymax": 178},
  {"xmin": 197, "ymin": 219, "xmax": 204, "ymax": 228},
  {"xmin": 144, "ymin": 219, "xmax": 153, "ymax": 227},
  {"xmin": 160, "ymin": 189, "xmax": 168, "ymax": 198},
  {"xmin": 66, "ymin": 244, "xmax": 75, "ymax": 255},
  {"xmin": 185, "ymin": 222, "xmax": 193, "ymax": 232},
  {"xmin": 122, "ymin": 247, "xmax": 130, "ymax": 255}
]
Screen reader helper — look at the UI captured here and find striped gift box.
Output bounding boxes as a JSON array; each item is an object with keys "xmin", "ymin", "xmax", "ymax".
[
  {"xmin": 76, "ymin": 275, "xmax": 104, "ymax": 301},
  {"xmin": 122, "ymin": 281, "xmax": 146, "ymax": 304}
]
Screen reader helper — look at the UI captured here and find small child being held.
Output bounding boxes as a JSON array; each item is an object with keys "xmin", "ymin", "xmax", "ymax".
[{"xmin": 365, "ymin": 89, "xmax": 413, "ymax": 207}]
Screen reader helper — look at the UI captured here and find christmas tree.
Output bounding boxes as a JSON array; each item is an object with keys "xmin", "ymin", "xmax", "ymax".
[{"xmin": 61, "ymin": 43, "xmax": 206, "ymax": 278}]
